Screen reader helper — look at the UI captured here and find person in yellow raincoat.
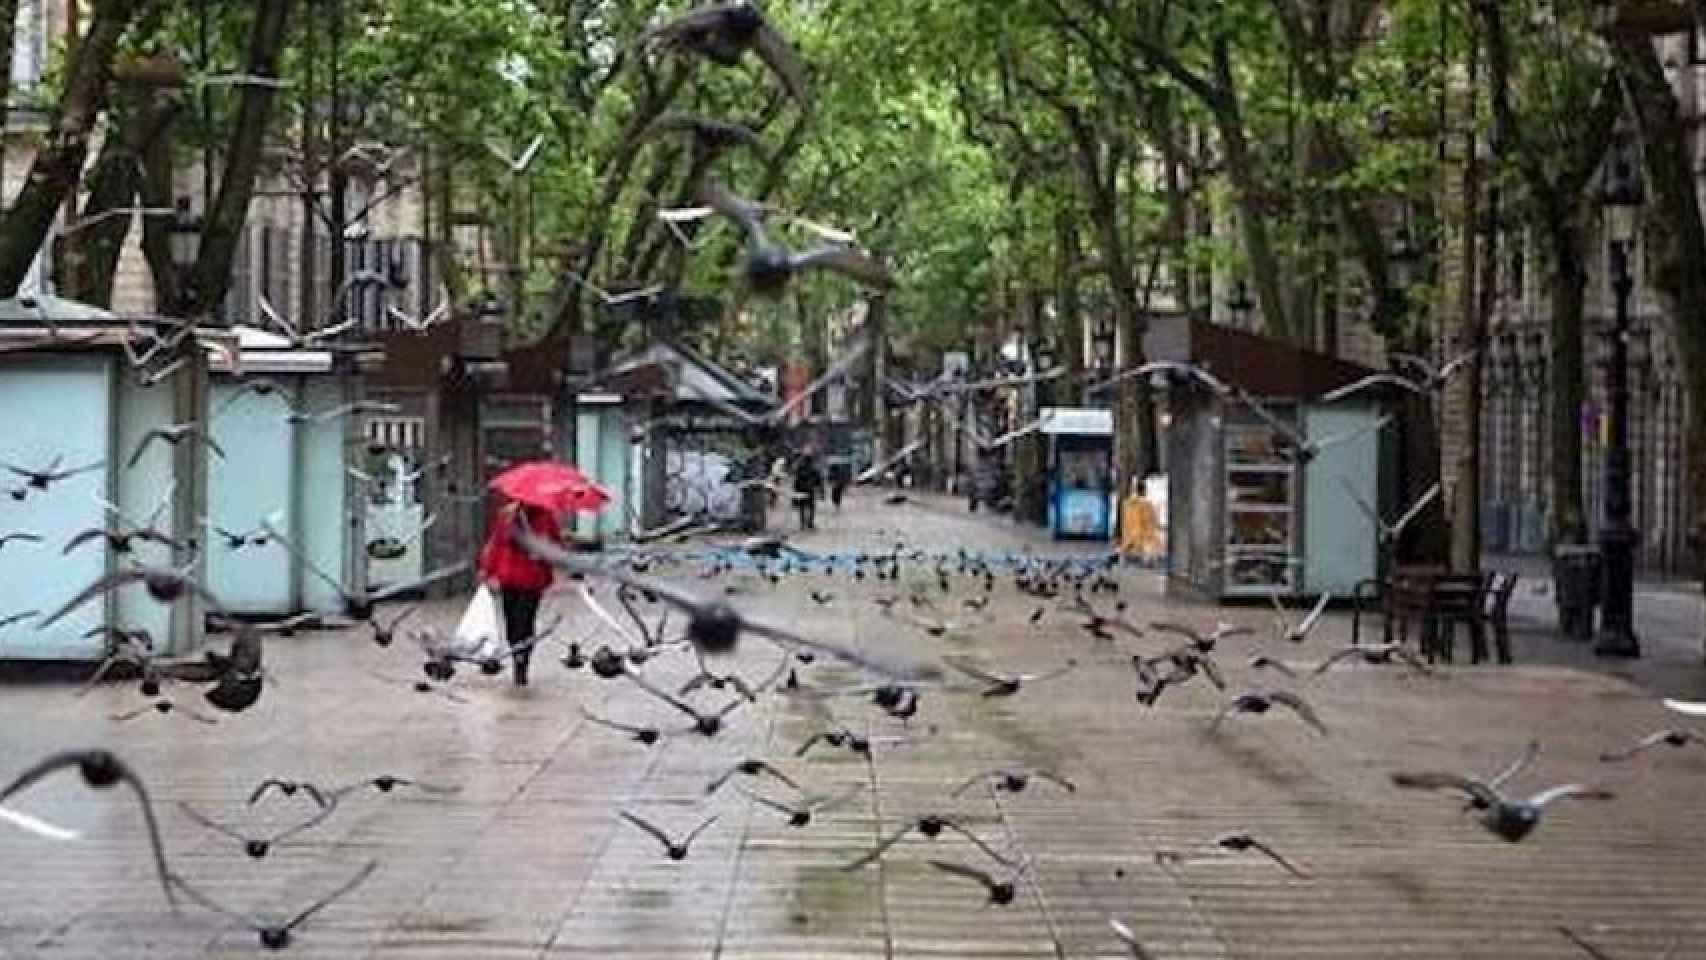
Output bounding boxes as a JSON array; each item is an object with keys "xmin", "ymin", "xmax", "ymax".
[{"xmin": 1119, "ymin": 479, "xmax": 1164, "ymax": 563}]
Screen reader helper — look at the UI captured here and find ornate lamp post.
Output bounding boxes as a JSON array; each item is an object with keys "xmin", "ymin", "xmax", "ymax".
[
  {"xmin": 167, "ymin": 198, "xmax": 203, "ymax": 317},
  {"xmin": 1031, "ymin": 336, "xmax": 1057, "ymax": 409},
  {"xmin": 1225, "ymin": 279, "xmax": 1255, "ymax": 329},
  {"xmin": 1091, "ymin": 312, "xmax": 1115, "ymax": 371},
  {"xmin": 1089, "ymin": 309, "xmax": 1116, "ymax": 408},
  {"xmin": 1595, "ymin": 134, "xmax": 1643, "ymax": 658}
]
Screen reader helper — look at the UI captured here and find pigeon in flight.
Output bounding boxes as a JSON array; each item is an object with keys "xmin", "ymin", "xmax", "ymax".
[
  {"xmin": 0, "ymin": 751, "xmax": 176, "ymax": 909},
  {"xmin": 484, "ymin": 133, "xmax": 546, "ymax": 175},
  {"xmin": 41, "ymin": 562, "xmax": 227, "ymax": 627},
  {"xmin": 1660, "ymin": 698, "xmax": 1706, "ymax": 717},
  {"xmin": 926, "ymin": 858, "xmax": 1023, "ymax": 906},
  {"xmin": 126, "ymin": 422, "xmax": 224, "ymax": 469},
  {"xmin": 111, "ymin": 698, "xmax": 219, "ymax": 725},
  {"xmin": 1108, "ymin": 918, "xmax": 1158, "ymax": 959},
  {"xmin": 1084, "ymin": 360, "xmax": 1232, "ymax": 400},
  {"xmin": 248, "ymin": 779, "xmax": 332, "ymax": 810},
  {"xmin": 368, "ymin": 604, "xmax": 418, "ymax": 648},
  {"xmin": 1209, "ymin": 689, "xmax": 1329, "ymax": 736},
  {"xmin": 638, "ymin": 2, "xmax": 809, "ymax": 105},
  {"xmin": 62, "ymin": 523, "xmax": 184, "ymax": 557},
  {"xmin": 176, "ymin": 800, "xmax": 337, "ymax": 859},
  {"xmin": 619, "ymin": 810, "xmax": 719, "ymax": 861},
  {"xmin": 0, "ymin": 531, "xmax": 43, "ymax": 551},
  {"xmin": 1211, "ymin": 831, "xmax": 1311, "ymax": 878},
  {"xmin": 325, "ymin": 775, "xmax": 459, "ymax": 802},
  {"xmin": 0, "ymin": 608, "xmax": 39, "ymax": 630},
  {"xmin": 704, "ymin": 759, "xmax": 799, "ymax": 796},
  {"xmin": 580, "ymin": 706, "xmax": 663, "ymax": 745},
  {"xmin": 2, "ymin": 455, "xmax": 103, "ymax": 494},
  {"xmin": 942, "ymin": 655, "xmax": 1077, "ymax": 697},
  {"xmin": 1339, "ymin": 478, "xmax": 1441, "ymax": 545},
  {"xmin": 841, "ymin": 814, "xmax": 1016, "ymax": 871},
  {"xmin": 168, "ymin": 860, "xmax": 378, "ymax": 949},
  {"xmin": 1269, "ymin": 591, "xmax": 1332, "ymax": 644},
  {"xmin": 1320, "ymin": 349, "xmax": 1475, "ymax": 404},
  {"xmin": 697, "ymin": 181, "xmax": 891, "ymax": 297},
  {"xmin": 1556, "ymin": 925, "xmax": 1677, "ymax": 960},
  {"xmin": 1311, "ymin": 643, "xmax": 1433, "ymax": 677},
  {"xmin": 743, "ymin": 783, "xmax": 864, "ymax": 827},
  {"xmin": 949, "ymin": 766, "xmax": 1076, "ymax": 798},
  {"xmin": 1391, "ymin": 771, "xmax": 1612, "ymax": 843},
  {"xmin": 1148, "ymin": 621, "xmax": 1253, "ymax": 653},
  {"xmin": 1599, "ymin": 728, "xmax": 1706, "ymax": 763}
]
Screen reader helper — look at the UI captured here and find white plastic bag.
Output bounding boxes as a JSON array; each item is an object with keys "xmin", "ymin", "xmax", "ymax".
[{"xmin": 454, "ymin": 584, "xmax": 506, "ymax": 662}]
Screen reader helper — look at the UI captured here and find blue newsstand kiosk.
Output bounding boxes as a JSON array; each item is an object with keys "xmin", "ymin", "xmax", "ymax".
[{"xmin": 1041, "ymin": 407, "xmax": 1114, "ymax": 540}]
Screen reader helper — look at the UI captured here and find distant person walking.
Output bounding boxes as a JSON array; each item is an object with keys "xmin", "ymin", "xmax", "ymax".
[
  {"xmin": 828, "ymin": 457, "xmax": 851, "ymax": 510},
  {"xmin": 794, "ymin": 454, "xmax": 823, "ymax": 530},
  {"xmin": 477, "ymin": 501, "xmax": 561, "ymax": 686}
]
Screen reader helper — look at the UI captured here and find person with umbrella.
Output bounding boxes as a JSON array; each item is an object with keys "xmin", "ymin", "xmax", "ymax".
[{"xmin": 481, "ymin": 462, "xmax": 610, "ymax": 686}]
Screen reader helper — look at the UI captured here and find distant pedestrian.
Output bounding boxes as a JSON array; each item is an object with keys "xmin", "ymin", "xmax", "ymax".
[
  {"xmin": 768, "ymin": 455, "xmax": 788, "ymax": 508},
  {"xmin": 828, "ymin": 458, "xmax": 850, "ymax": 510},
  {"xmin": 794, "ymin": 454, "xmax": 823, "ymax": 530},
  {"xmin": 477, "ymin": 501, "xmax": 562, "ymax": 686}
]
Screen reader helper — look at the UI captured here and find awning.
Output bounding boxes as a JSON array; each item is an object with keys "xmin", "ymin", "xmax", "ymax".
[
  {"xmin": 211, "ymin": 324, "xmax": 335, "ymax": 374},
  {"xmin": 1039, "ymin": 407, "xmax": 1113, "ymax": 436}
]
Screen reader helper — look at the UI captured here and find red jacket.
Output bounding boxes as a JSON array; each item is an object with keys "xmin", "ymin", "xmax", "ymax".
[{"xmin": 478, "ymin": 504, "xmax": 560, "ymax": 592}]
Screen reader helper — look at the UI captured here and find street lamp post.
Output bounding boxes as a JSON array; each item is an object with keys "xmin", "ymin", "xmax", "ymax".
[
  {"xmin": 167, "ymin": 198, "xmax": 202, "ymax": 316},
  {"xmin": 1091, "ymin": 314, "xmax": 1115, "ymax": 369},
  {"xmin": 1031, "ymin": 337, "xmax": 1057, "ymax": 409},
  {"xmin": 1595, "ymin": 135, "xmax": 1643, "ymax": 658},
  {"xmin": 1226, "ymin": 279, "xmax": 1255, "ymax": 329}
]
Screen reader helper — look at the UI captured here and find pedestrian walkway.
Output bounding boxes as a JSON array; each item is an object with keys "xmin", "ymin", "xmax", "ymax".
[{"xmin": 0, "ymin": 490, "xmax": 1701, "ymax": 958}]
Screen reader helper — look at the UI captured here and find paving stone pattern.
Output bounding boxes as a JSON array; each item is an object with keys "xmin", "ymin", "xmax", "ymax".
[{"xmin": 0, "ymin": 491, "xmax": 1701, "ymax": 958}]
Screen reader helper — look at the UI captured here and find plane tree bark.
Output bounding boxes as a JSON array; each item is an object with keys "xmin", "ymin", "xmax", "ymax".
[
  {"xmin": 1607, "ymin": 25, "xmax": 1706, "ymax": 650},
  {"xmin": 1480, "ymin": 0, "xmax": 1619, "ymax": 548},
  {"xmin": 0, "ymin": 0, "xmax": 146, "ymax": 296}
]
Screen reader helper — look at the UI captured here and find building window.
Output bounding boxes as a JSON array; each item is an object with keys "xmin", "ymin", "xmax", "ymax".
[{"xmin": 8, "ymin": 0, "xmax": 47, "ymax": 129}]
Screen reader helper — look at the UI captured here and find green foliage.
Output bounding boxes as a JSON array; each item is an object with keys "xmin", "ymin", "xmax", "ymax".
[{"xmin": 70, "ymin": 0, "xmax": 1613, "ymax": 355}]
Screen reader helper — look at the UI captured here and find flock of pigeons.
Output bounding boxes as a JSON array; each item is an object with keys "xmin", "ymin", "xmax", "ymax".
[
  {"xmin": 5, "ymin": 509, "xmax": 1701, "ymax": 954},
  {"xmin": 0, "ymin": 3, "xmax": 1690, "ymax": 957}
]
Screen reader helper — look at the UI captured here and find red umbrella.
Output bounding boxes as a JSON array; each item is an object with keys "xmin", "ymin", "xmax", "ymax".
[{"xmin": 489, "ymin": 461, "xmax": 611, "ymax": 513}]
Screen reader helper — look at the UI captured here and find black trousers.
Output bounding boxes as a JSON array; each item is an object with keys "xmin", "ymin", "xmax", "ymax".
[
  {"xmin": 500, "ymin": 588, "xmax": 541, "ymax": 681},
  {"xmin": 797, "ymin": 494, "xmax": 816, "ymax": 529}
]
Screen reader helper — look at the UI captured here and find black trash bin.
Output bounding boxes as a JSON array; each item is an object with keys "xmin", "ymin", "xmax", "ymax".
[{"xmin": 1552, "ymin": 544, "xmax": 1601, "ymax": 642}]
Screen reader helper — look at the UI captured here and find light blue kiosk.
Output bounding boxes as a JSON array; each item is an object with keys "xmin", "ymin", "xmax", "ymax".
[
  {"xmin": 1041, "ymin": 407, "xmax": 1115, "ymax": 540},
  {"xmin": 0, "ymin": 296, "xmax": 237, "ymax": 659}
]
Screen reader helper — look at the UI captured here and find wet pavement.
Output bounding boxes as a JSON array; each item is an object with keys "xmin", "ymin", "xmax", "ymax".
[{"xmin": 2, "ymin": 489, "xmax": 1704, "ymax": 958}]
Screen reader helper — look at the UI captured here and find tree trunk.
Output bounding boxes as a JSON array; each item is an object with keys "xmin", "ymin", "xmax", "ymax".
[
  {"xmin": 1210, "ymin": 40, "xmax": 1291, "ymax": 340},
  {"xmin": 186, "ymin": 0, "xmax": 294, "ymax": 319},
  {"xmin": 1055, "ymin": 206, "xmax": 1078, "ymax": 371},
  {"xmin": 1478, "ymin": 0, "xmax": 1615, "ymax": 546},
  {"xmin": 1447, "ymin": 36, "xmax": 1483, "ymax": 573},
  {"xmin": 552, "ymin": 61, "xmax": 692, "ymax": 337},
  {"xmin": 0, "ymin": 0, "xmax": 21, "ymax": 184},
  {"xmin": 1609, "ymin": 27, "xmax": 1706, "ymax": 645},
  {"xmin": 66, "ymin": 89, "xmax": 176, "ymax": 306},
  {"xmin": 0, "ymin": 0, "xmax": 143, "ymax": 297},
  {"xmin": 1547, "ymin": 237, "xmax": 1588, "ymax": 543}
]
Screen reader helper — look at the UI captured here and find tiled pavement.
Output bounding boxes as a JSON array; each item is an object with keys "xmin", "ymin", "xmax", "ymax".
[{"xmin": 1, "ymin": 490, "xmax": 1704, "ymax": 958}]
